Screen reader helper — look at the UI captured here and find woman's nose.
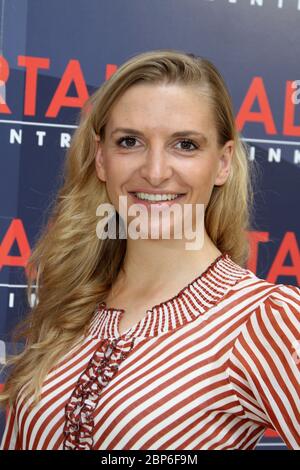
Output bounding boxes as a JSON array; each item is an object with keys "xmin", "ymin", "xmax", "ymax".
[{"xmin": 139, "ymin": 146, "xmax": 173, "ymax": 184}]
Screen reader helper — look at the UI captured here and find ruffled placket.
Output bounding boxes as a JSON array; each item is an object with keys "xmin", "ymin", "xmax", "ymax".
[{"xmin": 63, "ymin": 336, "xmax": 135, "ymax": 450}]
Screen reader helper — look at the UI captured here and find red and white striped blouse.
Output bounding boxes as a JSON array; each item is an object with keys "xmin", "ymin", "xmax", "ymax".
[{"xmin": 1, "ymin": 252, "xmax": 300, "ymax": 450}]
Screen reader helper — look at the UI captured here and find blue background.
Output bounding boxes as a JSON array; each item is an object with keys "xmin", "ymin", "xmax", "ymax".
[{"xmin": 0, "ymin": 0, "xmax": 299, "ymax": 450}]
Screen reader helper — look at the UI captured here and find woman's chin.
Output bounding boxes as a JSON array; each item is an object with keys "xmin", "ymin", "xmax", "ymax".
[{"xmin": 126, "ymin": 220, "xmax": 183, "ymax": 241}]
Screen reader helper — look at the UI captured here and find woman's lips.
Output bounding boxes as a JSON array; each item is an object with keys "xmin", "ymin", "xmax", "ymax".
[{"xmin": 128, "ymin": 192, "xmax": 186, "ymax": 207}]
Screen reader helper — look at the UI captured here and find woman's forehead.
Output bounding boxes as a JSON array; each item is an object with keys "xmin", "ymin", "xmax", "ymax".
[{"xmin": 106, "ymin": 85, "xmax": 214, "ymax": 137}]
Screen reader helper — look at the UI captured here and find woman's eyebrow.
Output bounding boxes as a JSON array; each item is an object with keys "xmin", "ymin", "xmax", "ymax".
[{"xmin": 110, "ymin": 127, "xmax": 208, "ymax": 144}]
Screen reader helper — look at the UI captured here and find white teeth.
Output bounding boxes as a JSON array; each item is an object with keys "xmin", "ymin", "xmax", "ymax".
[{"xmin": 133, "ymin": 192, "xmax": 180, "ymax": 201}]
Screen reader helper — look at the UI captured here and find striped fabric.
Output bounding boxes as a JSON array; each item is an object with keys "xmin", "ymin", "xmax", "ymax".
[{"xmin": 1, "ymin": 252, "xmax": 299, "ymax": 450}]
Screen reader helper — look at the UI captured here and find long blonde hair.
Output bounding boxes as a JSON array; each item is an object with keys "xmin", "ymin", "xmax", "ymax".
[{"xmin": 0, "ymin": 49, "xmax": 260, "ymax": 410}]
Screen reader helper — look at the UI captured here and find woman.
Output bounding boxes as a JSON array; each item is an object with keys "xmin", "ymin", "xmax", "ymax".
[{"xmin": 0, "ymin": 49, "xmax": 299, "ymax": 450}]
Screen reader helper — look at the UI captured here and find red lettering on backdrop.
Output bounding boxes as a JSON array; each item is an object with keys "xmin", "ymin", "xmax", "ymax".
[
  {"xmin": 106, "ymin": 63, "xmax": 118, "ymax": 80},
  {"xmin": 46, "ymin": 59, "xmax": 89, "ymax": 117},
  {"xmin": 247, "ymin": 231, "xmax": 300, "ymax": 283},
  {"xmin": 246, "ymin": 231, "xmax": 270, "ymax": 272},
  {"xmin": 1, "ymin": 56, "xmax": 300, "ymax": 138},
  {"xmin": 18, "ymin": 56, "xmax": 50, "ymax": 116},
  {"xmin": 0, "ymin": 55, "xmax": 11, "ymax": 113},
  {"xmin": 236, "ymin": 76, "xmax": 277, "ymax": 134},
  {"xmin": 283, "ymin": 80, "xmax": 300, "ymax": 136},
  {"xmin": 267, "ymin": 232, "xmax": 300, "ymax": 284},
  {"xmin": 0, "ymin": 219, "xmax": 31, "ymax": 270}
]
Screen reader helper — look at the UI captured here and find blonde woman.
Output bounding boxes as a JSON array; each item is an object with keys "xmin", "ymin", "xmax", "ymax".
[{"xmin": 0, "ymin": 50, "xmax": 299, "ymax": 450}]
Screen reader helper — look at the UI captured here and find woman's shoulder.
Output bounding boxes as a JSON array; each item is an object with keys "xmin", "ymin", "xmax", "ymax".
[
  {"xmin": 229, "ymin": 265, "xmax": 300, "ymax": 350},
  {"xmin": 229, "ymin": 258, "xmax": 300, "ymax": 303},
  {"xmin": 227, "ymin": 268, "xmax": 300, "ymax": 375},
  {"xmin": 262, "ymin": 281, "xmax": 300, "ymax": 306},
  {"xmin": 253, "ymin": 280, "xmax": 300, "ymax": 328},
  {"xmin": 252, "ymin": 280, "xmax": 300, "ymax": 326},
  {"xmin": 225, "ymin": 258, "xmax": 300, "ymax": 328},
  {"xmin": 225, "ymin": 273, "xmax": 300, "ymax": 449}
]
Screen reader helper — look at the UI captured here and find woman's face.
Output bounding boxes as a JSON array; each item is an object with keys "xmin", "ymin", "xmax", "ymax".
[{"xmin": 95, "ymin": 83, "xmax": 234, "ymax": 239}]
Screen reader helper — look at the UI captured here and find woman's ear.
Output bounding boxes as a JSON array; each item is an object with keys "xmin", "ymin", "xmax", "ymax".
[
  {"xmin": 95, "ymin": 136, "xmax": 107, "ymax": 182},
  {"xmin": 214, "ymin": 140, "xmax": 234, "ymax": 187}
]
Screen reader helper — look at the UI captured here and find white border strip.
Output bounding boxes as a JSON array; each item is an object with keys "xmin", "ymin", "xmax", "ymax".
[
  {"xmin": 0, "ymin": 283, "xmax": 36, "ymax": 288},
  {"xmin": 0, "ymin": 119, "xmax": 77, "ymax": 129}
]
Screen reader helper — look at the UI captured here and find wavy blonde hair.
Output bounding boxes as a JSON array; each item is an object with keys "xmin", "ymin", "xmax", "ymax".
[{"xmin": 0, "ymin": 49, "xmax": 260, "ymax": 410}]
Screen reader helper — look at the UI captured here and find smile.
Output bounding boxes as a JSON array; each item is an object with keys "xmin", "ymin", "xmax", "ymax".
[{"xmin": 129, "ymin": 192, "xmax": 186, "ymax": 206}]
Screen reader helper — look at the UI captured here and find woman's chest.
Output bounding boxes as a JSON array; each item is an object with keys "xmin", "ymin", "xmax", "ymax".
[
  {"xmin": 18, "ymin": 331, "xmax": 246, "ymax": 450},
  {"xmin": 103, "ymin": 293, "xmax": 175, "ymax": 337}
]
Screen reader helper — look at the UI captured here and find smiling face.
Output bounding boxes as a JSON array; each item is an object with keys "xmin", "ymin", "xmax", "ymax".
[{"xmin": 95, "ymin": 82, "xmax": 234, "ymax": 240}]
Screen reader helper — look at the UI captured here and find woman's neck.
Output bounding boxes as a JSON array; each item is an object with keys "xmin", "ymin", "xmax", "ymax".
[{"xmin": 115, "ymin": 230, "xmax": 221, "ymax": 295}]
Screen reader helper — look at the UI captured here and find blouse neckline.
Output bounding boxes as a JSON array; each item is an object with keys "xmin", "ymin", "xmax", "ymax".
[{"xmin": 87, "ymin": 252, "xmax": 248, "ymax": 341}]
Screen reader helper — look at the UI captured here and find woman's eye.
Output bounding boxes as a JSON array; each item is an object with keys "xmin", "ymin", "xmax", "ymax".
[
  {"xmin": 175, "ymin": 139, "xmax": 198, "ymax": 152},
  {"xmin": 116, "ymin": 136, "xmax": 198, "ymax": 152},
  {"xmin": 116, "ymin": 136, "xmax": 139, "ymax": 148}
]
